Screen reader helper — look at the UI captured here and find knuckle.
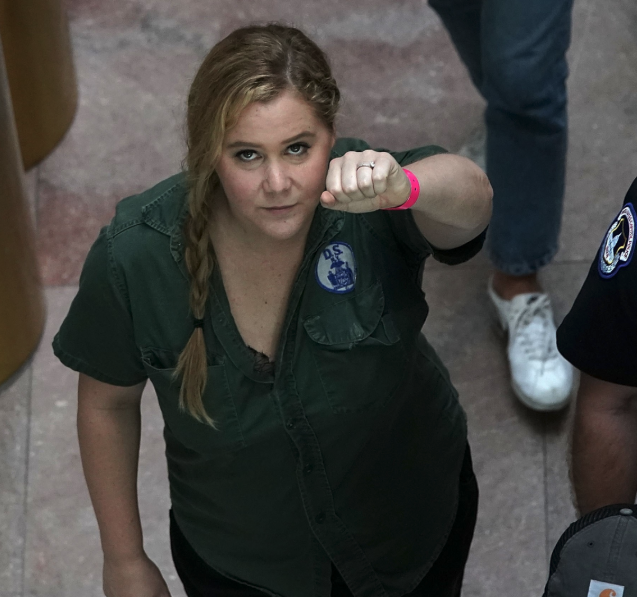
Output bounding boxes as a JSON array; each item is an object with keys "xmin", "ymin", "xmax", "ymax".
[
  {"xmin": 343, "ymin": 184, "xmax": 359, "ymax": 195},
  {"xmin": 372, "ymin": 172, "xmax": 386, "ymax": 183}
]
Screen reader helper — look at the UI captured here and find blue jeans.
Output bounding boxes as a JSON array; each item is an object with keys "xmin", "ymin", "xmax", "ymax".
[{"xmin": 429, "ymin": 0, "xmax": 574, "ymax": 275}]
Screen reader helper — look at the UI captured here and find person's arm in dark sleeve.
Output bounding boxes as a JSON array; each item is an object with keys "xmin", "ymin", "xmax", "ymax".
[
  {"xmin": 558, "ymin": 179, "xmax": 637, "ymax": 515},
  {"xmin": 571, "ymin": 373, "xmax": 636, "ymax": 515},
  {"xmin": 51, "ymin": 226, "xmax": 169, "ymax": 595},
  {"xmin": 328, "ymin": 138, "xmax": 492, "ymax": 266}
]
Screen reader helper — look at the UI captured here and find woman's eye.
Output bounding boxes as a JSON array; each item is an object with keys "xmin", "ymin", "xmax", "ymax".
[
  {"xmin": 287, "ymin": 143, "xmax": 309, "ymax": 156},
  {"xmin": 236, "ymin": 150, "xmax": 258, "ymax": 162}
]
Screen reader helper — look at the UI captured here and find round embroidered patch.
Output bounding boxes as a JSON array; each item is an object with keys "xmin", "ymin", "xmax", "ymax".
[
  {"xmin": 316, "ymin": 242, "xmax": 357, "ymax": 293},
  {"xmin": 598, "ymin": 203, "xmax": 636, "ymax": 278}
]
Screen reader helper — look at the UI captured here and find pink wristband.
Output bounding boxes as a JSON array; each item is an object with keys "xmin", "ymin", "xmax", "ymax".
[{"xmin": 383, "ymin": 168, "xmax": 420, "ymax": 210}]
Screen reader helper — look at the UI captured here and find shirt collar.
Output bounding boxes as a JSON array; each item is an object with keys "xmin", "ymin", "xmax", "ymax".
[{"xmin": 140, "ymin": 172, "xmax": 189, "ymax": 236}]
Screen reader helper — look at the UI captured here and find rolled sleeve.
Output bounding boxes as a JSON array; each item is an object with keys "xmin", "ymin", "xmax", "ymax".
[{"xmin": 387, "ymin": 210, "xmax": 487, "ymax": 265}]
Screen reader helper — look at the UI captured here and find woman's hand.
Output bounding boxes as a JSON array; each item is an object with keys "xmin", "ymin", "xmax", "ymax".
[
  {"xmin": 321, "ymin": 150, "xmax": 411, "ymax": 212},
  {"xmin": 103, "ymin": 553, "xmax": 172, "ymax": 597}
]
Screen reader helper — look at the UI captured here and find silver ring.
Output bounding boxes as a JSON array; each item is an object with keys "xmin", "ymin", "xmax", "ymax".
[{"xmin": 356, "ymin": 161, "xmax": 375, "ymax": 170}]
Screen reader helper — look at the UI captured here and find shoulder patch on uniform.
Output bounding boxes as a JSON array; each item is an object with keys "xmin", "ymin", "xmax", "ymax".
[
  {"xmin": 316, "ymin": 242, "xmax": 357, "ymax": 293},
  {"xmin": 598, "ymin": 203, "xmax": 635, "ymax": 279}
]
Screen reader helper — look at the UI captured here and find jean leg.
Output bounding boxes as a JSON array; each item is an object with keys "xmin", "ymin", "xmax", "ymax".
[
  {"xmin": 480, "ymin": 0, "xmax": 574, "ymax": 274},
  {"xmin": 428, "ymin": 0, "xmax": 484, "ymax": 88}
]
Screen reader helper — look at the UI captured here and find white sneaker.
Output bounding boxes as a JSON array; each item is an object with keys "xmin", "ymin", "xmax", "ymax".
[{"xmin": 488, "ymin": 278, "xmax": 573, "ymax": 411}]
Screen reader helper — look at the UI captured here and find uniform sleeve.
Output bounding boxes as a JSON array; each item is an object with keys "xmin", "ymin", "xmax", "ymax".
[
  {"xmin": 556, "ymin": 257, "xmax": 636, "ymax": 386},
  {"xmin": 52, "ymin": 226, "xmax": 148, "ymax": 386},
  {"xmin": 556, "ymin": 185, "xmax": 637, "ymax": 387}
]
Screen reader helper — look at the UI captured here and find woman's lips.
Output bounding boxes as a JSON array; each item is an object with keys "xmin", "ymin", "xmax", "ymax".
[{"xmin": 264, "ymin": 204, "xmax": 296, "ymax": 214}]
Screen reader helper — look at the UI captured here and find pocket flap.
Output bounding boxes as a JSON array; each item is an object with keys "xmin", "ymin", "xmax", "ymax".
[{"xmin": 303, "ymin": 280, "xmax": 384, "ymax": 346}]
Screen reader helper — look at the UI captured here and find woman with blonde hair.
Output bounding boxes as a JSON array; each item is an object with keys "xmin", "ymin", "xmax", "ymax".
[{"xmin": 53, "ymin": 23, "xmax": 492, "ymax": 597}]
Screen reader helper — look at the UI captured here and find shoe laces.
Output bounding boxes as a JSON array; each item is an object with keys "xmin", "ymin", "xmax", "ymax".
[{"xmin": 511, "ymin": 294, "xmax": 558, "ymax": 362}]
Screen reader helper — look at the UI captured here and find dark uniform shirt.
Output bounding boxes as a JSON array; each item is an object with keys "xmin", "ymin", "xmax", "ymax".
[
  {"xmin": 52, "ymin": 138, "xmax": 485, "ymax": 596},
  {"xmin": 557, "ymin": 179, "xmax": 637, "ymax": 387}
]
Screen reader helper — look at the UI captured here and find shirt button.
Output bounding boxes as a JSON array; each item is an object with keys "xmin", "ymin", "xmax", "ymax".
[
  {"xmin": 315, "ymin": 512, "xmax": 325, "ymax": 524},
  {"xmin": 303, "ymin": 464, "xmax": 313, "ymax": 474},
  {"xmin": 286, "ymin": 419, "xmax": 295, "ymax": 429}
]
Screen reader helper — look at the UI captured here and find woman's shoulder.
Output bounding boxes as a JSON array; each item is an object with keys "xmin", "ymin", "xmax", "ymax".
[
  {"xmin": 109, "ymin": 172, "xmax": 188, "ymax": 239},
  {"xmin": 101, "ymin": 172, "xmax": 189, "ymax": 282}
]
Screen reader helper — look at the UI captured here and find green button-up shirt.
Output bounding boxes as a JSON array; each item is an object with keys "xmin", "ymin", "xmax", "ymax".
[{"xmin": 53, "ymin": 139, "xmax": 484, "ymax": 596}]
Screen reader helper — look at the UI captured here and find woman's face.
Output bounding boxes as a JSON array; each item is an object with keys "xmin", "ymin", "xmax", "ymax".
[{"xmin": 214, "ymin": 89, "xmax": 335, "ymax": 243}]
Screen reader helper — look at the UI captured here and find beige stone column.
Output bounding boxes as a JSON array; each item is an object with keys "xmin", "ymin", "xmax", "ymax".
[
  {"xmin": 0, "ymin": 0, "xmax": 77, "ymax": 168},
  {"xmin": 0, "ymin": 38, "xmax": 46, "ymax": 385}
]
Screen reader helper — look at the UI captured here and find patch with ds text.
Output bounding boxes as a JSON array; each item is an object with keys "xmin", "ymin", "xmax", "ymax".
[{"xmin": 316, "ymin": 242, "xmax": 357, "ymax": 294}]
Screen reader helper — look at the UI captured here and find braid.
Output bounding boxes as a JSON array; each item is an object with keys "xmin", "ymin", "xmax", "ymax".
[{"xmin": 172, "ymin": 175, "xmax": 217, "ymax": 427}]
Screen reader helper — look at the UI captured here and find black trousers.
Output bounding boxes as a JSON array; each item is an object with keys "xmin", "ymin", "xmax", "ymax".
[{"xmin": 170, "ymin": 445, "xmax": 479, "ymax": 597}]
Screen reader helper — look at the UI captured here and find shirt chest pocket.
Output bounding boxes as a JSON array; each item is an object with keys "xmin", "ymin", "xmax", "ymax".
[
  {"xmin": 142, "ymin": 348, "xmax": 245, "ymax": 453},
  {"xmin": 303, "ymin": 280, "xmax": 406, "ymax": 413}
]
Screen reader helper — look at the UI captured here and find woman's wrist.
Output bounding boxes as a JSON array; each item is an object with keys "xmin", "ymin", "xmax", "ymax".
[
  {"xmin": 382, "ymin": 168, "xmax": 420, "ymax": 210},
  {"xmin": 103, "ymin": 547, "xmax": 148, "ymax": 567},
  {"xmin": 392, "ymin": 154, "xmax": 492, "ymax": 229}
]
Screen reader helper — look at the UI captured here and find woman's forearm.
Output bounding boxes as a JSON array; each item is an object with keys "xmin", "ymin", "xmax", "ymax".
[
  {"xmin": 77, "ymin": 399, "xmax": 145, "ymax": 563},
  {"xmin": 409, "ymin": 153, "xmax": 493, "ymax": 249}
]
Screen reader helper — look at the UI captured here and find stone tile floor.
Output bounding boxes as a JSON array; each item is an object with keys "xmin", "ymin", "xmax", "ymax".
[{"xmin": 0, "ymin": 1, "xmax": 635, "ymax": 595}]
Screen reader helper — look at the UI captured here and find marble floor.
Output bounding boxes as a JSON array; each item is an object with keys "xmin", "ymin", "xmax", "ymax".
[{"xmin": 0, "ymin": 1, "xmax": 635, "ymax": 596}]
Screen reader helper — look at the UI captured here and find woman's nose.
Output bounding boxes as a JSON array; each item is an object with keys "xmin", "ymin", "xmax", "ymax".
[{"xmin": 263, "ymin": 161, "xmax": 291, "ymax": 194}]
